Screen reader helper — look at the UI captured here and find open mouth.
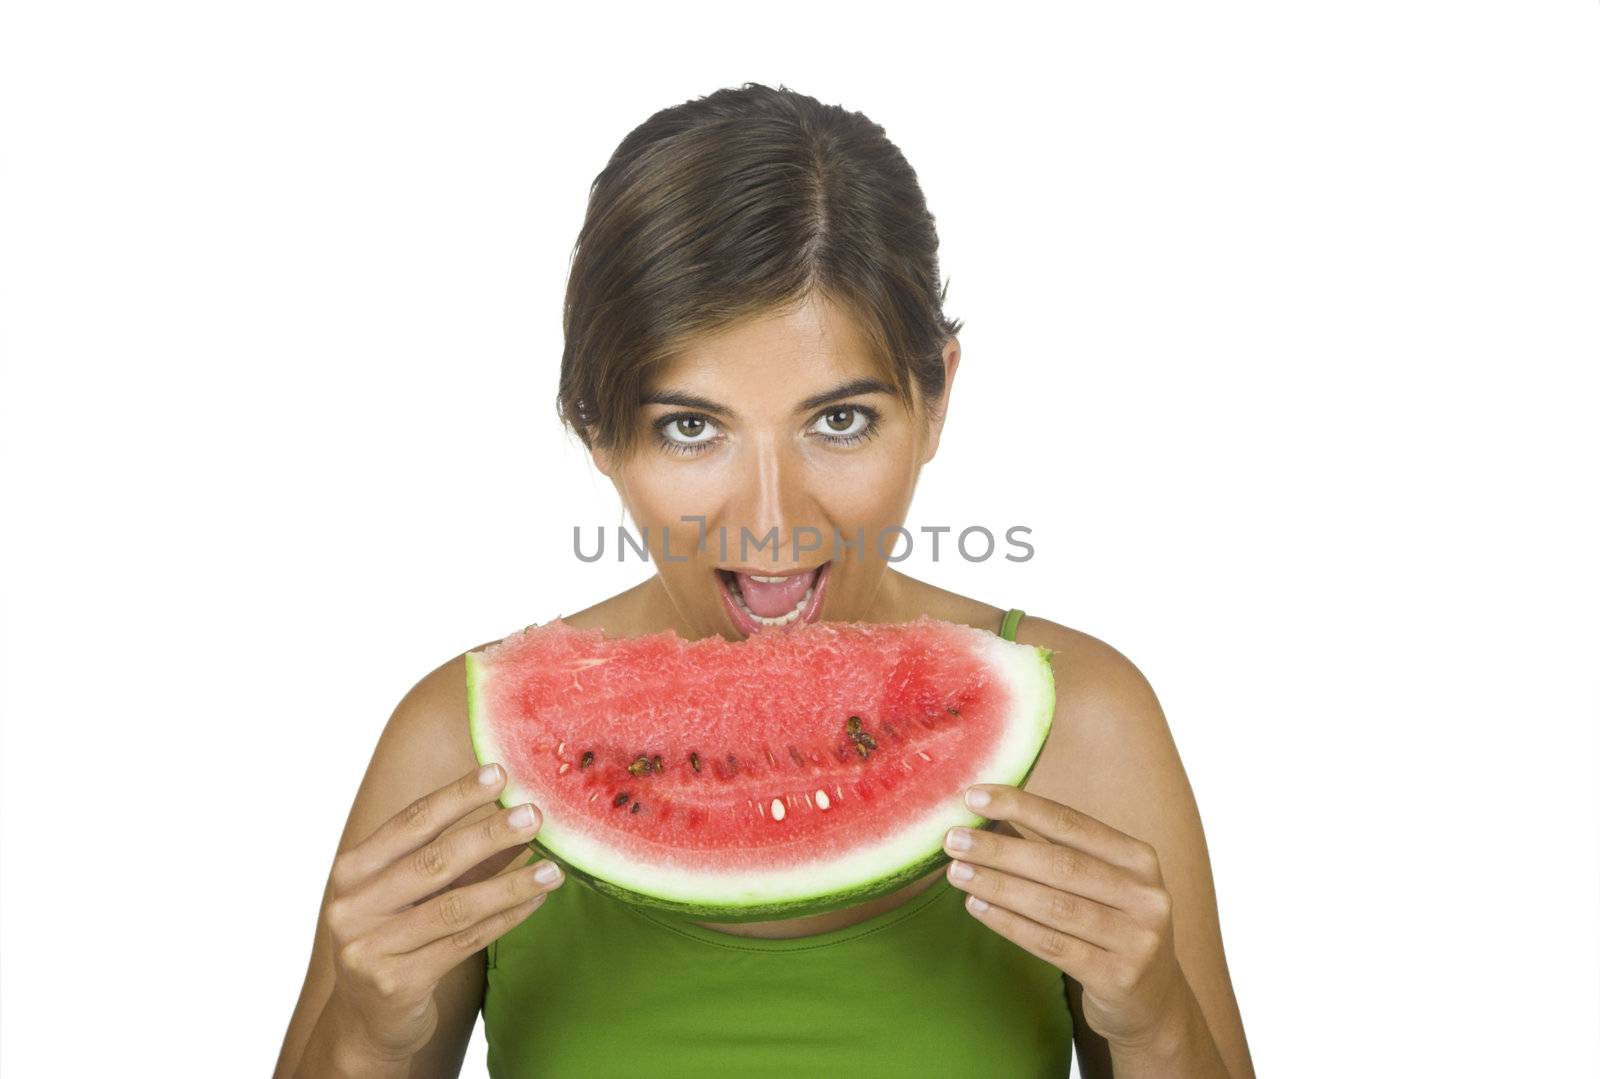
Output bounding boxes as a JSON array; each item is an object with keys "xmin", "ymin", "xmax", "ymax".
[{"xmin": 715, "ymin": 560, "xmax": 831, "ymax": 635}]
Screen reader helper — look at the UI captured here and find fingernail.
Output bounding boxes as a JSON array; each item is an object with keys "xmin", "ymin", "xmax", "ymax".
[
  {"xmin": 965, "ymin": 787, "xmax": 991, "ymax": 809},
  {"xmin": 945, "ymin": 827, "xmax": 972, "ymax": 852},
  {"xmin": 509, "ymin": 804, "xmax": 535, "ymax": 828},
  {"xmin": 534, "ymin": 862, "xmax": 561, "ymax": 885},
  {"xmin": 949, "ymin": 860, "xmax": 975, "ymax": 882},
  {"xmin": 478, "ymin": 764, "xmax": 500, "ymax": 786}
]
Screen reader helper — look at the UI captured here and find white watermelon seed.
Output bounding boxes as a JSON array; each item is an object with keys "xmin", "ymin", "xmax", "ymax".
[
  {"xmin": 815, "ymin": 789, "xmax": 831, "ymax": 810},
  {"xmin": 770, "ymin": 797, "xmax": 786, "ymax": 821}
]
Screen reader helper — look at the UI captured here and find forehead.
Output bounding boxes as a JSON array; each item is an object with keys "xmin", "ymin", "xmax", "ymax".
[{"xmin": 645, "ymin": 295, "xmax": 888, "ymax": 394}]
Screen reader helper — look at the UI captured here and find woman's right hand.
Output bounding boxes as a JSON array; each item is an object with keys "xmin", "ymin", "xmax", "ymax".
[{"xmin": 322, "ymin": 762, "xmax": 563, "ymax": 1061}]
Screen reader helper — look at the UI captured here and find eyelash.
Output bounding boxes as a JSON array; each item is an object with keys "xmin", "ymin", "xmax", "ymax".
[{"xmin": 652, "ymin": 405, "xmax": 883, "ymax": 457}]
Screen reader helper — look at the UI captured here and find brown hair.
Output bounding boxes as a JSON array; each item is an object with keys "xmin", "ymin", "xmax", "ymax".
[{"xmin": 555, "ymin": 82, "xmax": 964, "ymax": 461}]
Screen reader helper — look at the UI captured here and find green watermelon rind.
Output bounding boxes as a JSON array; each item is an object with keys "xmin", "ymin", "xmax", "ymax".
[
  {"xmin": 466, "ymin": 626, "xmax": 1056, "ymax": 924},
  {"xmin": 464, "ymin": 650, "xmax": 508, "ymax": 806}
]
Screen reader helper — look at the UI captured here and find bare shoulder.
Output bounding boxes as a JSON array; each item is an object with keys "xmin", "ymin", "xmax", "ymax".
[
  {"xmin": 357, "ymin": 632, "xmax": 530, "ymax": 890},
  {"xmin": 322, "ymin": 635, "xmax": 511, "ymax": 882},
  {"xmin": 1000, "ymin": 612, "xmax": 1194, "ymax": 867},
  {"xmin": 404, "ymin": 635, "xmax": 517, "ymax": 821},
  {"xmin": 1008, "ymin": 614, "xmax": 1176, "ymax": 807}
]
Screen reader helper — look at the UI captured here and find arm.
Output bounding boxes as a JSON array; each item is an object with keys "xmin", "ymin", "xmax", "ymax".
[
  {"xmin": 274, "ymin": 644, "xmax": 525, "ymax": 1079},
  {"xmin": 1020, "ymin": 621, "xmax": 1255, "ymax": 1079},
  {"xmin": 289, "ymin": 990, "xmax": 411, "ymax": 1079}
]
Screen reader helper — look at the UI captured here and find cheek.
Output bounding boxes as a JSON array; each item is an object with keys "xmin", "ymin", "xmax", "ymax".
[
  {"xmin": 814, "ymin": 447, "xmax": 919, "ymax": 519},
  {"xmin": 614, "ymin": 462, "xmax": 734, "ymax": 567},
  {"xmin": 621, "ymin": 459, "xmax": 725, "ymax": 519}
]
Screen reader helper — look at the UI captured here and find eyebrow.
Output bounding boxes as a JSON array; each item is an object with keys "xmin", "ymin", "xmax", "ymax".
[{"xmin": 639, "ymin": 376, "xmax": 898, "ymax": 418}]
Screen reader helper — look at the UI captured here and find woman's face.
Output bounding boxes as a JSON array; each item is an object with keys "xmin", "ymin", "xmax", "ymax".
[{"xmin": 593, "ymin": 294, "xmax": 958, "ymax": 640}]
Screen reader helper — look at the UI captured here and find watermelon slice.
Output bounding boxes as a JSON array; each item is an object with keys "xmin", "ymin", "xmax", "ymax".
[{"xmin": 465, "ymin": 614, "xmax": 1055, "ymax": 922}]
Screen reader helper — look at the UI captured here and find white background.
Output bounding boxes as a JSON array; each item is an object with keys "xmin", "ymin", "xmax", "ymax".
[{"xmin": 3, "ymin": 3, "xmax": 1596, "ymax": 1076}]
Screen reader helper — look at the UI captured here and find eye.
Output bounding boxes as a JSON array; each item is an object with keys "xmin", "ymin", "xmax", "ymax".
[
  {"xmin": 651, "ymin": 404, "xmax": 883, "ymax": 457},
  {"xmin": 810, "ymin": 405, "xmax": 881, "ymax": 446},
  {"xmin": 653, "ymin": 413, "xmax": 722, "ymax": 455}
]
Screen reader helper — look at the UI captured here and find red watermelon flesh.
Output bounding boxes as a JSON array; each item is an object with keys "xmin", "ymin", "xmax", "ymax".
[{"xmin": 466, "ymin": 614, "xmax": 1056, "ymax": 921}]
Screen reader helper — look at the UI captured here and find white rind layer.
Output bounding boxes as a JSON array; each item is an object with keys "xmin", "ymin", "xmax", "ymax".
[{"xmin": 466, "ymin": 626, "xmax": 1056, "ymax": 908}]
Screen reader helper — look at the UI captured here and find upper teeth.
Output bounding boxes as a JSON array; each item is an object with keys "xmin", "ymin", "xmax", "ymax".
[{"xmin": 749, "ymin": 574, "xmax": 790, "ymax": 583}]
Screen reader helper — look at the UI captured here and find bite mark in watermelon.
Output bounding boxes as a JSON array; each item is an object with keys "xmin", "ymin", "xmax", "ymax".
[{"xmin": 465, "ymin": 614, "xmax": 1056, "ymax": 922}]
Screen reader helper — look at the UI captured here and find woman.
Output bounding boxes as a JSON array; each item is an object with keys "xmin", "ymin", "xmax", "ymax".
[{"xmin": 275, "ymin": 83, "xmax": 1254, "ymax": 1079}]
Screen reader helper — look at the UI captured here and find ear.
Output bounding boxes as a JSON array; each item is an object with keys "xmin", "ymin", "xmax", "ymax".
[
  {"xmin": 590, "ymin": 446, "xmax": 637, "ymax": 513},
  {"xmin": 920, "ymin": 338, "xmax": 961, "ymax": 465}
]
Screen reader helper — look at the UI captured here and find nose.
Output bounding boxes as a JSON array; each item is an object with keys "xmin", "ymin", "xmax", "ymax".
[{"xmin": 726, "ymin": 438, "xmax": 819, "ymax": 565}]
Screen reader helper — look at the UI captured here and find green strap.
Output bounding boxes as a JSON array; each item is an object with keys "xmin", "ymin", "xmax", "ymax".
[{"xmin": 999, "ymin": 607, "xmax": 1025, "ymax": 641}]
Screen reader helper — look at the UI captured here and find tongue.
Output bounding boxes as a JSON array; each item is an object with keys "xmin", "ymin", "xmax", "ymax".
[{"xmin": 734, "ymin": 569, "xmax": 817, "ymax": 617}]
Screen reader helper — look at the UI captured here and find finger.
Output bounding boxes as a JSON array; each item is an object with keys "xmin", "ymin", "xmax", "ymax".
[
  {"xmin": 364, "ymin": 799, "xmax": 544, "ymax": 915},
  {"xmin": 945, "ymin": 857, "xmax": 1136, "ymax": 954},
  {"xmin": 411, "ymin": 812, "xmax": 543, "ymax": 908},
  {"xmin": 403, "ymin": 881, "xmax": 554, "ymax": 986},
  {"xmin": 345, "ymin": 764, "xmax": 513, "ymax": 886},
  {"xmin": 945, "ymin": 825, "xmax": 1134, "ymax": 911},
  {"xmin": 964, "ymin": 785, "xmax": 1163, "ymax": 881},
  {"xmin": 959, "ymin": 888, "xmax": 1118, "ymax": 986},
  {"xmin": 382, "ymin": 853, "xmax": 564, "ymax": 956}
]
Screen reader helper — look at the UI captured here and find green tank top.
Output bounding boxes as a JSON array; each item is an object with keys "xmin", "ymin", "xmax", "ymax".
[{"xmin": 482, "ymin": 607, "xmax": 1073, "ymax": 1077}]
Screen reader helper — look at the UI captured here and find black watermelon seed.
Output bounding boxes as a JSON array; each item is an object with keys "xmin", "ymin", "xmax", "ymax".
[
  {"xmin": 855, "ymin": 742, "xmax": 871, "ymax": 759},
  {"xmin": 847, "ymin": 715, "xmax": 863, "ymax": 732},
  {"xmin": 613, "ymin": 791, "xmax": 631, "ymax": 807},
  {"xmin": 630, "ymin": 801, "xmax": 642, "ymax": 814},
  {"xmin": 628, "ymin": 755, "xmax": 652, "ymax": 776},
  {"xmin": 579, "ymin": 751, "xmax": 595, "ymax": 769},
  {"xmin": 858, "ymin": 733, "xmax": 878, "ymax": 750},
  {"xmin": 689, "ymin": 751, "xmax": 701, "ymax": 773},
  {"xmin": 947, "ymin": 706, "xmax": 961, "ymax": 716},
  {"xmin": 651, "ymin": 754, "xmax": 664, "ymax": 773}
]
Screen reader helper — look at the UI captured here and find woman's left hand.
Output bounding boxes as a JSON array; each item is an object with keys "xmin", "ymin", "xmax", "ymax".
[{"xmin": 945, "ymin": 783, "xmax": 1190, "ymax": 1050}]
